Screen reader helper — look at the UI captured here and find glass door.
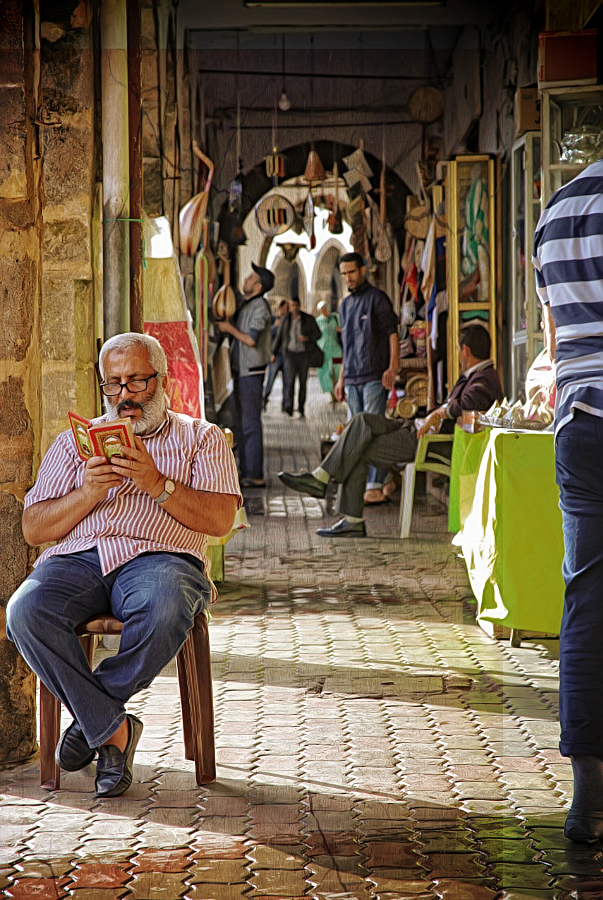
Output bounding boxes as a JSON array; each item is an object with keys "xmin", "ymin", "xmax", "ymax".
[{"xmin": 511, "ymin": 132, "xmax": 543, "ymax": 400}]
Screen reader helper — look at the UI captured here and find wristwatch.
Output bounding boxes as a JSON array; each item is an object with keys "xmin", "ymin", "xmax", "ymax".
[{"xmin": 155, "ymin": 477, "xmax": 176, "ymax": 504}]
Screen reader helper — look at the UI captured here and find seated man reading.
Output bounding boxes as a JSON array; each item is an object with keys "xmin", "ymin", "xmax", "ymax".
[
  {"xmin": 6, "ymin": 333, "xmax": 242, "ymax": 797},
  {"xmin": 278, "ymin": 324, "xmax": 502, "ymax": 537}
]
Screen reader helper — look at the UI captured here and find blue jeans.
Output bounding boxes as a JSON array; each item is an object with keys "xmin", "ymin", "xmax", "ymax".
[
  {"xmin": 346, "ymin": 380, "xmax": 388, "ymax": 489},
  {"xmin": 556, "ymin": 410, "xmax": 603, "ymax": 757},
  {"xmin": 231, "ymin": 373, "xmax": 265, "ymax": 480},
  {"xmin": 6, "ymin": 548, "xmax": 211, "ymax": 748}
]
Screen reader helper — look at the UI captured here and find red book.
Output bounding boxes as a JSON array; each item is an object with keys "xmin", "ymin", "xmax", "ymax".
[{"xmin": 68, "ymin": 412, "xmax": 135, "ymax": 462}]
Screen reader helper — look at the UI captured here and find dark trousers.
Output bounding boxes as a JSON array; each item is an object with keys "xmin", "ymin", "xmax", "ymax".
[
  {"xmin": 6, "ymin": 548, "xmax": 210, "ymax": 748},
  {"xmin": 556, "ymin": 410, "xmax": 603, "ymax": 757},
  {"xmin": 321, "ymin": 412, "xmax": 417, "ymax": 518},
  {"xmin": 231, "ymin": 373, "xmax": 265, "ymax": 480},
  {"xmin": 283, "ymin": 351, "xmax": 310, "ymax": 415},
  {"xmin": 263, "ymin": 352, "xmax": 286, "ymax": 408}
]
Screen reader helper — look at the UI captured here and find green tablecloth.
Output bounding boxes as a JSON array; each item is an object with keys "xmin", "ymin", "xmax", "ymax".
[
  {"xmin": 448, "ymin": 426, "xmax": 491, "ymax": 533},
  {"xmin": 455, "ymin": 427, "xmax": 565, "ymax": 634}
]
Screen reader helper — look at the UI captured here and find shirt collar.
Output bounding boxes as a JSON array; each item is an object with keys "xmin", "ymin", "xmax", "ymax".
[
  {"xmin": 141, "ymin": 411, "xmax": 170, "ymax": 439},
  {"xmin": 463, "ymin": 358, "xmax": 494, "ymax": 378}
]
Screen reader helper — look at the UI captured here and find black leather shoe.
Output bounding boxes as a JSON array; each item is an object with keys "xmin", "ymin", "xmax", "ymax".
[
  {"xmin": 565, "ymin": 809, "xmax": 603, "ymax": 844},
  {"xmin": 278, "ymin": 470, "xmax": 327, "ymax": 499},
  {"xmin": 94, "ymin": 714, "xmax": 143, "ymax": 798},
  {"xmin": 55, "ymin": 721, "xmax": 96, "ymax": 771},
  {"xmin": 316, "ymin": 517, "xmax": 366, "ymax": 538}
]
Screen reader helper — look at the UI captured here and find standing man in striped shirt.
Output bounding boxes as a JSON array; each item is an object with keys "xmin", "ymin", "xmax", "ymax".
[
  {"xmin": 533, "ymin": 159, "xmax": 603, "ymax": 844},
  {"xmin": 6, "ymin": 333, "xmax": 242, "ymax": 798}
]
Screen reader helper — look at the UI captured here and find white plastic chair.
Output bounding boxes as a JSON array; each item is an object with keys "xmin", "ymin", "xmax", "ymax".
[{"xmin": 398, "ymin": 433, "xmax": 454, "ymax": 538}]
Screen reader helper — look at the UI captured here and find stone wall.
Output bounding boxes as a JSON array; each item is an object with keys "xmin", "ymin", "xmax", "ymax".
[{"xmin": 0, "ymin": 0, "xmax": 42, "ymax": 766}]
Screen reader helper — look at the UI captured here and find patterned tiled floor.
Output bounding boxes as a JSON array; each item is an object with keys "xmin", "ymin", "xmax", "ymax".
[{"xmin": 0, "ymin": 375, "xmax": 598, "ymax": 899}]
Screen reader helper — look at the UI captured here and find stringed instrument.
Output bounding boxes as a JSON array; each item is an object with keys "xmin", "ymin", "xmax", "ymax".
[
  {"xmin": 179, "ymin": 142, "xmax": 215, "ymax": 256},
  {"xmin": 303, "ymin": 189, "xmax": 316, "ymax": 250},
  {"xmin": 212, "ymin": 244, "xmax": 237, "ymax": 321},
  {"xmin": 327, "ymin": 161, "xmax": 343, "ymax": 235},
  {"xmin": 374, "ymin": 141, "xmax": 392, "ymax": 263}
]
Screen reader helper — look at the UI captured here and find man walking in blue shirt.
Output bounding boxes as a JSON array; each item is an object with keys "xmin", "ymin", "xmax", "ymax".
[{"xmin": 334, "ymin": 253, "xmax": 399, "ymax": 506}]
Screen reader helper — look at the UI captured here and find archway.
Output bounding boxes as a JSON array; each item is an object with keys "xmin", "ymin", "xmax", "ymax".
[
  {"xmin": 226, "ymin": 139, "xmax": 411, "ymax": 306},
  {"xmin": 239, "ymin": 179, "xmax": 353, "ymax": 313},
  {"xmin": 312, "ymin": 239, "xmax": 348, "ymax": 311},
  {"xmin": 271, "ymin": 254, "xmax": 308, "ymax": 307},
  {"xmin": 233, "ymin": 139, "xmax": 410, "ymax": 238}
]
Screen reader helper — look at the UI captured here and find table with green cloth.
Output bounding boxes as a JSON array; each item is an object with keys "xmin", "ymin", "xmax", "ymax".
[
  {"xmin": 451, "ymin": 426, "xmax": 565, "ymax": 635},
  {"xmin": 448, "ymin": 425, "xmax": 491, "ymax": 534}
]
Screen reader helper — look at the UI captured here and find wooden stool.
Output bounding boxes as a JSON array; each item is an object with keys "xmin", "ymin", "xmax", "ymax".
[{"xmin": 38, "ymin": 611, "xmax": 215, "ymax": 790}]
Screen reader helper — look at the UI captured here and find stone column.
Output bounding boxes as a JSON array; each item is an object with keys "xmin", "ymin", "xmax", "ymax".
[
  {"xmin": 0, "ymin": 0, "xmax": 42, "ymax": 766},
  {"xmin": 40, "ymin": 1, "xmax": 97, "ymax": 445},
  {"xmin": 0, "ymin": 0, "xmax": 98, "ymax": 768}
]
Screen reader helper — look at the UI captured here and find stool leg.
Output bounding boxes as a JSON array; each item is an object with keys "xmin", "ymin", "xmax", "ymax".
[
  {"xmin": 80, "ymin": 634, "xmax": 96, "ymax": 668},
  {"xmin": 39, "ymin": 681, "xmax": 61, "ymax": 790},
  {"xmin": 177, "ymin": 615, "xmax": 215, "ymax": 785},
  {"xmin": 177, "ymin": 649, "xmax": 194, "ymax": 761},
  {"xmin": 399, "ymin": 462, "xmax": 417, "ymax": 539}
]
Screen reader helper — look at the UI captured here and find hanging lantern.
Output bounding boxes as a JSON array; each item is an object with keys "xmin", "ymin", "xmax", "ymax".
[
  {"xmin": 265, "ymin": 147, "xmax": 286, "ymax": 183},
  {"xmin": 304, "ymin": 147, "xmax": 326, "ymax": 184}
]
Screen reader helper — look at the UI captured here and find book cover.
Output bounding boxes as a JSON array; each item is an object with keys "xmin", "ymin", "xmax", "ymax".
[
  {"xmin": 69, "ymin": 413, "xmax": 136, "ymax": 462},
  {"xmin": 68, "ymin": 412, "xmax": 94, "ymax": 460}
]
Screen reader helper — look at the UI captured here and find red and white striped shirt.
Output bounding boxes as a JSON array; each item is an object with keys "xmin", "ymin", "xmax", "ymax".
[{"xmin": 25, "ymin": 410, "xmax": 242, "ymax": 600}]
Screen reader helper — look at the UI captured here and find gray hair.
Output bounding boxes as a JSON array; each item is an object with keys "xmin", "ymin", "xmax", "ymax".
[{"xmin": 99, "ymin": 333, "xmax": 168, "ymax": 379}]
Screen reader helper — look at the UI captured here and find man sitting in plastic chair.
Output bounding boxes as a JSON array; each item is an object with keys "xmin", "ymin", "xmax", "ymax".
[{"xmin": 278, "ymin": 324, "xmax": 502, "ymax": 538}]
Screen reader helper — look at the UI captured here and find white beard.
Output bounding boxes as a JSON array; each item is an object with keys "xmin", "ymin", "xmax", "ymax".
[{"xmin": 104, "ymin": 385, "xmax": 167, "ymax": 435}]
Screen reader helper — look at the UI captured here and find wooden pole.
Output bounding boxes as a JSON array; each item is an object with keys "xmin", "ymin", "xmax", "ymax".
[
  {"xmin": 127, "ymin": 0, "xmax": 143, "ymax": 334},
  {"xmin": 101, "ymin": 0, "xmax": 130, "ymax": 338}
]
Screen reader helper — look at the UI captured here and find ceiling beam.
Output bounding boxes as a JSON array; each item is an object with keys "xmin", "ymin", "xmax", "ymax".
[{"xmin": 199, "ymin": 67, "xmax": 446, "ymax": 82}]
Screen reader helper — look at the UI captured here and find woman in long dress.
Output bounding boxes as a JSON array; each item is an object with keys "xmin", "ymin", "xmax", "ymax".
[{"xmin": 316, "ymin": 300, "xmax": 342, "ymax": 400}]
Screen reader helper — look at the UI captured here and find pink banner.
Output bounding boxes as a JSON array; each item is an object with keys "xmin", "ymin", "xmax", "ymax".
[{"xmin": 144, "ymin": 321, "xmax": 202, "ymax": 419}]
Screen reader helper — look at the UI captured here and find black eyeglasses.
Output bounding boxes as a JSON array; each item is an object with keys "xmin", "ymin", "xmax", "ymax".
[{"xmin": 100, "ymin": 372, "xmax": 158, "ymax": 397}]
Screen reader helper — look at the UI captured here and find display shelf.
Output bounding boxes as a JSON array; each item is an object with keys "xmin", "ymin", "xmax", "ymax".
[
  {"xmin": 459, "ymin": 302, "xmax": 492, "ymax": 312},
  {"xmin": 445, "ymin": 154, "xmax": 498, "ymax": 387},
  {"xmin": 547, "ymin": 163, "xmax": 586, "ymax": 171},
  {"xmin": 541, "ymin": 83, "xmax": 603, "ymax": 207},
  {"xmin": 398, "ymin": 357, "xmax": 429, "ymax": 370}
]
